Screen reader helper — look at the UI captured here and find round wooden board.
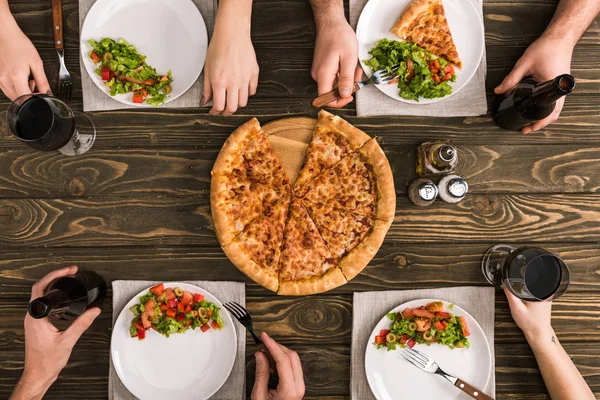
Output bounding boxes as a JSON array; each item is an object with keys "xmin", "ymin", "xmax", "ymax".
[{"xmin": 263, "ymin": 117, "xmax": 316, "ymax": 185}]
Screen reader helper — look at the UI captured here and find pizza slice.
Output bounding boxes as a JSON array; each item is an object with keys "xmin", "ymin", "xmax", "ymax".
[
  {"xmin": 390, "ymin": 0, "xmax": 462, "ymax": 69},
  {"xmin": 303, "ymin": 201, "xmax": 391, "ymax": 281},
  {"xmin": 222, "ymin": 194, "xmax": 291, "ymax": 292},
  {"xmin": 294, "ymin": 110, "xmax": 372, "ymax": 190},
  {"xmin": 211, "ymin": 118, "xmax": 292, "ymax": 245},
  {"xmin": 298, "ymin": 139, "xmax": 396, "ymax": 222},
  {"xmin": 278, "ymin": 199, "xmax": 346, "ymax": 296}
]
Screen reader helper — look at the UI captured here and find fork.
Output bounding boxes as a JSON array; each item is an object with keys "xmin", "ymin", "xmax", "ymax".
[
  {"xmin": 402, "ymin": 347, "xmax": 494, "ymax": 400},
  {"xmin": 52, "ymin": 0, "xmax": 73, "ymax": 102},
  {"xmin": 223, "ymin": 302, "xmax": 279, "ymax": 382},
  {"xmin": 311, "ymin": 64, "xmax": 400, "ymax": 108}
]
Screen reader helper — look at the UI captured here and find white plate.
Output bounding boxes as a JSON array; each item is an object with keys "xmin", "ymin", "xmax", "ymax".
[
  {"xmin": 365, "ymin": 299, "xmax": 492, "ymax": 400},
  {"xmin": 356, "ymin": 0, "xmax": 484, "ymax": 104},
  {"xmin": 80, "ymin": 0, "xmax": 207, "ymax": 107},
  {"xmin": 111, "ymin": 283, "xmax": 237, "ymax": 400}
]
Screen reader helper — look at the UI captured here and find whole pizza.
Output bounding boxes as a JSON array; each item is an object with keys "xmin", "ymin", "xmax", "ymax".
[{"xmin": 211, "ymin": 111, "xmax": 395, "ymax": 295}]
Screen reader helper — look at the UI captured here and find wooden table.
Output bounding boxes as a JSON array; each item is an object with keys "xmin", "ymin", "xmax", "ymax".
[{"xmin": 1, "ymin": 0, "xmax": 599, "ymax": 398}]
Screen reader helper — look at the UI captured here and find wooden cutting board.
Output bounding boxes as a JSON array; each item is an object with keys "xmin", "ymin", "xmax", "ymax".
[{"xmin": 263, "ymin": 117, "xmax": 316, "ymax": 184}]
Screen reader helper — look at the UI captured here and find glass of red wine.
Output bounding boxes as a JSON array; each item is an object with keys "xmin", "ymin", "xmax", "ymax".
[
  {"xmin": 6, "ymin": 93, "xmax": 95, "ymax": 156},
  {"xmin": 482, "ymin": 244, "xmax": 570, "ymax": 301}
]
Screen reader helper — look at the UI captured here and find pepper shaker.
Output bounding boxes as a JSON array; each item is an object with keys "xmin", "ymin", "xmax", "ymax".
[
  {"xmin": 408, "ymin": 179, "xmax": 438, "ymax": 207},
  {"xmin": 438, "ymin": 175, "xmax": 468, "ymax": 203}
]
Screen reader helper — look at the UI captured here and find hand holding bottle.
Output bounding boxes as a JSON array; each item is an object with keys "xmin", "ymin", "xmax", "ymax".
[
  {"xmin": 494, "ymin": 36, "xmax": 573, "ymax": 134},
  {"xmin": 11, "ymin": 266, "xmax": 100, "ymax": 400}
]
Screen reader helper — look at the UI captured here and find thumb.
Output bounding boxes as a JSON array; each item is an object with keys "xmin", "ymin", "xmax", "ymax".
[
  {"xmin": 31, "ymin": 60, "xmax": 51, "ymax": 95},
  {"xmin": 63, "ymin": 307, "xmax": 101, "ymax": 347},
  {"xmin": 201, "ymin": 76, "xmax": 212, "ymax": 106},
  {"xmin": 495, "ymin": 60, "xmax": 530, "ymax": 94},
  {"xmin": 252, "ymin": 352, "xmax": 270, "ymax": 400},
  {"xmin": 337, "ymin": 58, "xmax": 357, "ymax": 98}
]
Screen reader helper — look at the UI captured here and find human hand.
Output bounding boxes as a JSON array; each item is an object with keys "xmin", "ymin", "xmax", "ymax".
[
  {"xmin": 311, "ymin": 16, "xmax": 361, "ymax": 108},
  {"xmin": 494, "ymin": 36, "xmax": 573, "ymax": 134},
  {"xmin": 503, "ymin": 286, "xmax": 553, "ymax": 342},
  {"xmin": 18, "ymin": 266, "xmax": 101, "ymax": 397},
  {"xmin": 202, "ymin": 3, "xmax": 259, "ymax": 117},
  {"xmin": 0, "ymin": 18, "xmax": 51, "ymax": 101},
  {"xmin": 251, "ymin": 332, "xmax": 305, "ymax": 400}
]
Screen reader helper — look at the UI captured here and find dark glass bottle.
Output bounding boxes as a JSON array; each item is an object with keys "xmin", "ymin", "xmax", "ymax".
[
  {"xmin": 416, "ymin": 142, "xmax": 457, "ymax": 177},
  {"xmin": 493, "ymin": 74, "xmax": 575, "ymax": 131},
  {"xmin": 28, "ymin": 271, "xmax": 106, "ymax": 320}
]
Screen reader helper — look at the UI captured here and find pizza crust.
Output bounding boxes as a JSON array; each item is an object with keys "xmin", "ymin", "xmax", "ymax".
[
  {"xmin": 212, "ymin": 118, "xmax": 261, "ymax": 174},
  {"xmin": 338, "ymin": 219, "xmax": 391, "ymax": 281},
  {"xmin": 359, "ymin": 139, "xmax": 396, "ymax": 222},
  {"xmin": 211, "ymin": 172, "xmax": 239, "ymax": 246},
  {"xmin": 222, "ymin": 240, "xmax": 280, "ymax": 292},
  {"xmin": 390, "ymin": 0, "xmax": 430, "ymax": 37},
  {"xmin": 278, "ymin": 267, "xmax": 347, "ymax": 296},
  {"xmin": 317, "ymin": 110, "xmax": 372, "ymax": 149}
]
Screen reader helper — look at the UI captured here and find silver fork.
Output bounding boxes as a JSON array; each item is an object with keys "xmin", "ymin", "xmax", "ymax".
[
  {"xmin": 312, "ymin": 64, "xmax": 400, "ymax": 108},
  {"xmin": 402, "ymin": 347, "xmax": 494, "ymax": 400},
  {"xmin": 52, "ymin": 0, "xmax": 73, "ymax": 102}
]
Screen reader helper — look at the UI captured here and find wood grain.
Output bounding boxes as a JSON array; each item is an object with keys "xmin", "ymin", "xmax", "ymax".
[{"xmin": 0, "ymin": 0, "xmax": 599, "ymax": 399}]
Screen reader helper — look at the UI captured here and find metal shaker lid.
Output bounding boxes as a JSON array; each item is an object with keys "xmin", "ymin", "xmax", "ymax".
[
  {"xmin": 447, "ymin": 178, "xmax": 468, "ymax": 198},
  {"xmin": 438, "ymin": 145, "xmax": 456, "ymax": 162},
  {"xmin": 418, "ymin": 181, "xmax": 438, "ymax": 201}
]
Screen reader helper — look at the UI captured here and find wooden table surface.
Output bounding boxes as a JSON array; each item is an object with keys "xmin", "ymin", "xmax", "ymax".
[{"xmin": 1, "ymin": 0, "xmax": 599, "ymax": 399}]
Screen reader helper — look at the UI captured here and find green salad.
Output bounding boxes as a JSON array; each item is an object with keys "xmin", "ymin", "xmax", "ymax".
[
  {"xmin": 129, "ymin": 283, "xmax": 224, "ymax": 340},
  {"xmin": 374, "ymin": 301, "xmax": 470, "ymax": 351},
  {"xmin": 365, "ymin": 39, "xmax": 457, "ymax": 101},
  {"xmin": 88, "ymin": 38, "xmax": 173, "ymax": 106}
]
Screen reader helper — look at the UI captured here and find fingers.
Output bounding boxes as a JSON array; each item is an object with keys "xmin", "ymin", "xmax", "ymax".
[
  {"xmin": 495, "ymin": 59, "xmax": 530, "ymax": 94},
  {"xmin": 251, "ymin": 352, "xmax": 270, "ymax": 400},
  {"xmin": 30, "ymin": 266, "xmax": 78, "ymax": 301},
  {"xmin": 249, "ymin": 74, "xmax": 258, "ymax": 97},
  {"xmin": 287, "ymin": 346, "xmax": 305, "ymax": 397},
  {"xmin": 522, "ymin": 98, "xmax": 564, "ymax": 134},
  {"xmin": 239, "ymin": 86, "xmax": 249, "ymax": 109},
  {"xmin": 209, "ymin": 85, "xmax": 226, "ymax": 116},
  {"xmin": 13, "ymin": 76, "xmax": 33, "ymax": 99},
  {"xmin": 260, "ymin": 332, "xmax": 296, "ymax": 390},
  {"xmin": 201, "ymin": 76, "xmax": 212, "ymax": 106},
  {"xmin": 337, "ymin": 56, "xmax": 357, "ymax": 98},
  {"xmin": 62, "ymin": 307, "xmax": 101, "ymax": 347},
  {"xmin": 30, "ymin": 59, "xmax": 51, "ymax": 95},
  {"xmin": 503, "ymin": 285, "xmax": 526, "ymax": 314},
  {"xmin": 221, "ymin": 90, "xmax": 239, "ymax": 117}
]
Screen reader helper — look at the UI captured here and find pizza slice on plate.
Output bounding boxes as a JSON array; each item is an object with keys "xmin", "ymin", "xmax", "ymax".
[
  {"xmin": 390, "ymin": 0, "xmax": 462, "ymax": 69},
  {"xmin": 294, "ymin": 110, "xmax": 372, "ymax": 190},
  {"xmin": 298, "ymin": 139, "xmax": 396, "ymax": 222},
  {"xmin": 303, "ymin": 201, "xmax": 391, "ymax": 280},
  {"xmin": 278, "ymin": 199, "xmax": 346, "ymax": 295},
  {"xmin": 211, "ymin": 118, "xmax": 291, "ymax": 245},
  {"xmin": 222, "ymin": 194, "xmax": 291, "ymax": 292}
]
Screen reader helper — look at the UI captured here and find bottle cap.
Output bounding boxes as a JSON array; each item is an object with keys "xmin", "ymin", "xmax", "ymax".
[
  {"xmin": 29, "ymin": 298, "xmax": 51, "ymax": 319},
  {"xmin": 447, "ymin": 178, "xmax": 468, "ymax": 198},
  {"xmin": 438, "ymin": 145, "xmax": 456, "ymax": 162},
  {"xmin": 418, "ymin": 181, "xmax": 438, "ymax": 201}
]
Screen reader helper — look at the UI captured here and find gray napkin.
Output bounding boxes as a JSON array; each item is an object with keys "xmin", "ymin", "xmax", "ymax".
[
  {"xmin": 349, "ymin": 0, "xmax": 488, "ymax": 117},
  {"xmin": 351, "ymin": 286, "xmax": 496, "ymax": 399},
  {"xmin": 78, "ymin": 0, "xmax": 216, "ymax": 111},
  {"xmin": 109, "ymin": 280, "xmax": 246, "ymax": 400}
]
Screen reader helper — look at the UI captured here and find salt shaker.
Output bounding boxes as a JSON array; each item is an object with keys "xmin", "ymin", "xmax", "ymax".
[
  {"xmin": 408, "ymin": 179, "xmax": 438, "ymax": 207},
  {"xmin": 438, "ymin": 175, "xmax": 468, "ymax": 203}
]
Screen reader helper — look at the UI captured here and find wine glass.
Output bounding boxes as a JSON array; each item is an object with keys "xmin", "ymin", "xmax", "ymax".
[
  {"xmin": 482, "ymin": 244, "xmax": 570, "ymax": 301},
  {"xmin": 6, "ymin": 93, "xmax": 95, "ymax": 156}
]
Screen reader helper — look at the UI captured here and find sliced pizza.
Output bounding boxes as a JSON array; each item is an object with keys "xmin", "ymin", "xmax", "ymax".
[
  {"xmin": 390, "ymin": 0, "xmax": 462, "ymax": 69},
  {"xmin": 211, "ymin": 118, "xmax": 291, "ymax": 245},
  {"xmin": 298, "ymin": 139, "xmax": 396, "ymax": 222},
  {"xmin": 278, "ymin": 199, "xmax": 346, "ymax": 296},
  {"xmin": 294, "ymin": 110, "xmax": 372, "ymax": 190},
  {"xmin": 222, "ymin": 195, "xmax": 291, "ymax": 292},
  {"xmin": 303, "ymin": 201, "xmax": 391, "ymax": 280}
]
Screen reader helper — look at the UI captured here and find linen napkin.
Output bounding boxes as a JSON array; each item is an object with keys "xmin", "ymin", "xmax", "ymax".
[
  {"xmin": 349, "ymin": 0, "xmax": 488, "ymax": 117},
  {"xmin": 351, "ymin": 286, "xmax": 496, "ymax": 399},
  {"xmin": 78, "ymin": 0, "xmax": 216, "ymax": 111},
  {"xmin": 109, "ymin": 280, "xmax": 246, "ymax": 400}
]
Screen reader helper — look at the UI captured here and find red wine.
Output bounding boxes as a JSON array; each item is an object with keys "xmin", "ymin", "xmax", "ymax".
[
  {"xmin": 29, "ymin": 271, "xmax": 106, "ymax": 320},
  {"xmin": 15, "ymin": 96, "xmax": 75, "ymax": 151},
  {"xmin": 504, "ymin": 247, "xmax": 563, "ymax": 300},
  {"xmin": 493, "ymin": 74, "xmax": 575, "ymax": 131}
]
